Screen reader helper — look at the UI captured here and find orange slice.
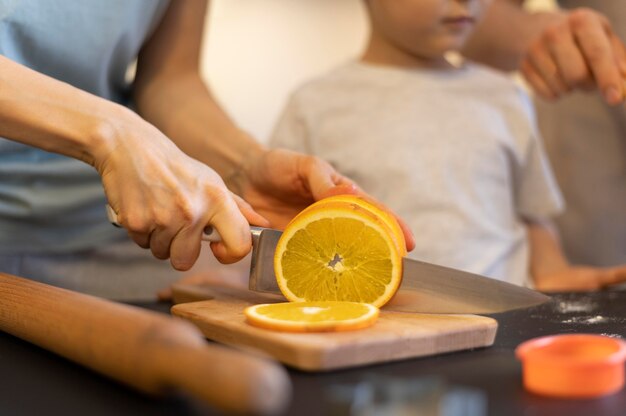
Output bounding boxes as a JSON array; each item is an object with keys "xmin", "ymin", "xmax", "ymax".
[
  {"xmin": 297, "ymin": 194, "xmax": 407, "ymax": 256},
  {"xmin": 244, "ymin": 301, "xmax": 379, "ymax": 332},
  {"xmin": 274, "ymin": 200, "xmax": 403, "ymax": 308}
]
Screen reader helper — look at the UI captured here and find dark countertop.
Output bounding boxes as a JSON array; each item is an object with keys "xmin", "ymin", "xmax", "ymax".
[{"xmin": 2, "ymin": 291, "xmax": 626, "ymax": 416}]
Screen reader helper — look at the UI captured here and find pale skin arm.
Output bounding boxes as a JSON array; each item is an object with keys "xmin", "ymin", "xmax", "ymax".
[
  {"xmin": 528, "ymin": 220, "xmax": 626, "ymax": 292},
  {"xmin": 464, "ymin": 0, "xmax": 626, "ymax": 104}
]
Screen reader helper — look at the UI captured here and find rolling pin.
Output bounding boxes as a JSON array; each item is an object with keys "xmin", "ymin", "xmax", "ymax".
[{"xmin": 0, "ymin": 272, "xmax": 291, "ymax": 415}]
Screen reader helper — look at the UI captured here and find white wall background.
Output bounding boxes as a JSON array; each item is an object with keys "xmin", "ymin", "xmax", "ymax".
[
  {"xmin": 201, "ymin": 0, "xmax": 557, "ymax": 144},
  {"xmin": 202, "ymin": 0, "xmax": 368, "ymax": 143}
]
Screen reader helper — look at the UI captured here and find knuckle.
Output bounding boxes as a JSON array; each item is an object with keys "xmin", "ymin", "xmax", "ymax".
[
  {"xmin": 527, "ymin": 42, "xmax": 544, "ymax": 59},
  {"xmin": 153, "ymin": 211, "xmax": 172, "ymax": 230},
  {"xmin": 205, "ymin": 186, "xmax": 232, "ymax": 209},
  {"xmin": 564, "ymin": 67, "xmax": 590, "ymax": 85},
  {"xmin": 585, "ymin": 44, "xmax": 606, "ymax": 64},
  {"xmin": 543, "ymin": 26, "xmax": 561, "ymax": 45},
  {"xmin": 124, "ymin": 214, "xmax": 151, "ymax": 234},
  {"xmin": 172, "ymin": 196, "xmax": 203, "ymax": 225},
  {"xmin": 568, "ymin": 8, "xmax": 595, "ymax": 28},
  {"xmin": 178, "ymin": 205, "xmax": 196, "ymax": 224}
]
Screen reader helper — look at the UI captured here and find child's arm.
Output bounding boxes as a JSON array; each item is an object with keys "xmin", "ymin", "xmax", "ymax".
[{"xmin": 528, "ymin": 220, "xmax": 626, "ymax": 291}]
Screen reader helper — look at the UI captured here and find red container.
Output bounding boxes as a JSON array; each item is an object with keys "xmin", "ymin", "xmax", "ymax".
[{"xmin": 516, "ymin": 334, "xmax": 626, "ymax": 398}]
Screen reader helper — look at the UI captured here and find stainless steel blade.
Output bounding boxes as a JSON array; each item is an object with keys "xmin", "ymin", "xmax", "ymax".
[
  {"xmin": 386, "ymin": 258, "xmax": 551, "ymax": 314},
  {"xmin": 249, "ymin": 227, "xmax": 282, "ymax": 293},
  {"xmin": 248, "ymin": 227, "xmax": 551, "ymax": 314}
]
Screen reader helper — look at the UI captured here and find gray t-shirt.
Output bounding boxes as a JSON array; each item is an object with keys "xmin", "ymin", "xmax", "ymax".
[
  {"xmin": 535, "ymin": 0, "xmax": 626, "ymax": 266},
  {"xmin": 270, "ymin": 61, "xmax": 564, "ymax": 286},
  {"xmin": 0, "ymin": 0, "xmax": 169, "ymax": 253}
]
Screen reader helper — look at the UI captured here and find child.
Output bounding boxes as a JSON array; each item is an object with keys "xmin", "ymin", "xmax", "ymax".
[{"xmin": 270, "ymin": 0, "xmax": 626, "ymax": 291}]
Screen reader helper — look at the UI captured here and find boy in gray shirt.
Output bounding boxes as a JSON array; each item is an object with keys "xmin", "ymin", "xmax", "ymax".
[{"xmin": 270, "ymin": 0, "xmax": 626, "ymax": 290}]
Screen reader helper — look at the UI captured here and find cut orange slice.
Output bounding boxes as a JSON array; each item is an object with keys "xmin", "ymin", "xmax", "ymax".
[
  {"xmin": 297, "ymin": 194, "xmax": 407, "ymax": 256},
  {"xmin": 274, "ymin": 200, "xmax": 403, "ymax": 308},
  {"xmin": 244, "ymin": 301, "xmax": 379, "ymax": 332}
]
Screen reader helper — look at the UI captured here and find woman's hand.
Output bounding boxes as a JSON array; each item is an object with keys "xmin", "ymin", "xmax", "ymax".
[
  {"xmin": 228, "ymin": 148, "xmax": 416, "ymax": 252},
  {"xmin": 94, "ymin": 109, "xmax": 269, "ymax": 270},
  {"xmin": 521, "ymin": 8, "xmax": 626, "ymax": 104}
]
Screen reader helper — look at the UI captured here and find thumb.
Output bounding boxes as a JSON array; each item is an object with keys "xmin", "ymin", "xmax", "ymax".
[
  {"xmin": 231, "ymin": 192, "xmax": 270, "ymax": 227},
  {"xmin": 304, "ymin": 157, "xmax": 359, "ymax": 201}
]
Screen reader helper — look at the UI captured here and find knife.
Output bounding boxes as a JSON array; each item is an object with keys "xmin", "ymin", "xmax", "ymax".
[
  {"xmin": 106, "ymin": 206, "xmax": 550, "ymax": 314},
  {"xmin": 245, "ymin": 227, "xmax": 550, "ymax": 314}
]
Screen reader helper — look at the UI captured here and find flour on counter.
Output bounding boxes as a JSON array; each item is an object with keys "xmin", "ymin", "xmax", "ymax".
[
  {"xmin": 600, "ymin": 333, "xmax": 624, "ymax": 339},
  {"xmin": 561, "ymin": 315, "xmax": 607, "ymax": 324},
  {"xmin": 554, "ymin": 299, "xmax": 597, "ymax": 314}
]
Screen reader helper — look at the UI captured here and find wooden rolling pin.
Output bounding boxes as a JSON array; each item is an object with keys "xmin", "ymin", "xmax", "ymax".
[{"xmin": 0, "ymin": 272, "xmax": 291, "ymax": 415}]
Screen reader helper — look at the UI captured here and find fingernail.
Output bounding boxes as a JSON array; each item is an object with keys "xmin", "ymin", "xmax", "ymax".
[
  {"xmin": 172, "ymin": 260, "xmax": 192, "ymax": 271},
  {"xmin": 604, "ymin": 86, "xmax": 623, "ymax": 104}
]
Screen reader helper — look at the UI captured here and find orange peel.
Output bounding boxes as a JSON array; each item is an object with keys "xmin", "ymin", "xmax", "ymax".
[{"xmin": 297, "ymin": 194, "xmax": 407, "ymax": 256}]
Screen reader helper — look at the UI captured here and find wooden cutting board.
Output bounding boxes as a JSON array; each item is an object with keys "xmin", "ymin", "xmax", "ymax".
[{"xmin": 171, "ymin": 285, "xmax": 498, "ymax": 372}]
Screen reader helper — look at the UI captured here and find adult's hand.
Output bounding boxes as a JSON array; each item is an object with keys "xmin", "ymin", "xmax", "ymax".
[
  {"xmin": 96, "ymin": 109, "xmax": 269, "ymax": 270},
  {"xmin": 521, "ymin": 8, "xmax": 626, "ymax": 104},
  {"xmin": 228, "ymin": 148, "xmax": 416, "ymax": 252},
  {"xmin": 0, "ymin": 55, "xmax": 270, "ymax": 270}
]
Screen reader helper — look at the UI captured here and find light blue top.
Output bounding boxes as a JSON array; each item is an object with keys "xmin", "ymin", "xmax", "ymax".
[{"xmin": 0, "ymin": 0, "xmax": 169, "ymax": 253}]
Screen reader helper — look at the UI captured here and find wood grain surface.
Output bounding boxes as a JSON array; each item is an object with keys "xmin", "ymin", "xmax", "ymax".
[{"xmin": 171, "ymin": 284, "xmax": 498, "ymax": 371}]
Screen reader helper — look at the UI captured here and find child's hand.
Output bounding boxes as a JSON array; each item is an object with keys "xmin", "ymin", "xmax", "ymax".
[{"xmin": 535, "ymin": 265, "xmax": 626, "ymax": 292}]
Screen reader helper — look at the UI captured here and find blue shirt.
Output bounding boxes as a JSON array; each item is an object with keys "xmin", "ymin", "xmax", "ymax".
[{"xmin": 0, "ymin": 0, "xmax": 169, "ymax": 253}]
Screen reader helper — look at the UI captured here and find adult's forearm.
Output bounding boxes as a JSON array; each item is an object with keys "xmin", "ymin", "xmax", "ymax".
[
  {"xmin": 463, "ymin": 0, "xmax": 562, "ymax": 71},
  {"xmin": 0, "ymin": 56, "xmax": 135, "ymax": 170},
  {"xmin": 0, "ymin": 55, "xmax": 131, "ymax": 168},
  {"xmin": 133, "ymin": 72, "xmax": 264, "ymax": 181}
]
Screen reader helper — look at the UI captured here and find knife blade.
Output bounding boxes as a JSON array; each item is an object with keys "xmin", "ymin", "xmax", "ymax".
[
  {"xmin": 246, "ymin": 227, "xmax": 550, "ymax": 314},
  {"xmin": 105, "ymin": 206, "xmax": 549, "ymax": 314}
]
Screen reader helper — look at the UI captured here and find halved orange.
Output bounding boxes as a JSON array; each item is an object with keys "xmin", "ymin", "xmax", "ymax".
[
  {"xmin": 274, "ymin": 200, "xmax": 403, "ymax": 308},
  {"xmin": 244, "ymin": 301, "xmax": 379, "ymax": 332},
  {"xmin": 296, "ymin": 195, "xmax": 407, "ymax": 256}
]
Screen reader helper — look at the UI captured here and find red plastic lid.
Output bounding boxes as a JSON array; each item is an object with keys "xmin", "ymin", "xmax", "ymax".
[{"xmin": 516, "ymin": 334, "xmax": 626, "ymax": 398}]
